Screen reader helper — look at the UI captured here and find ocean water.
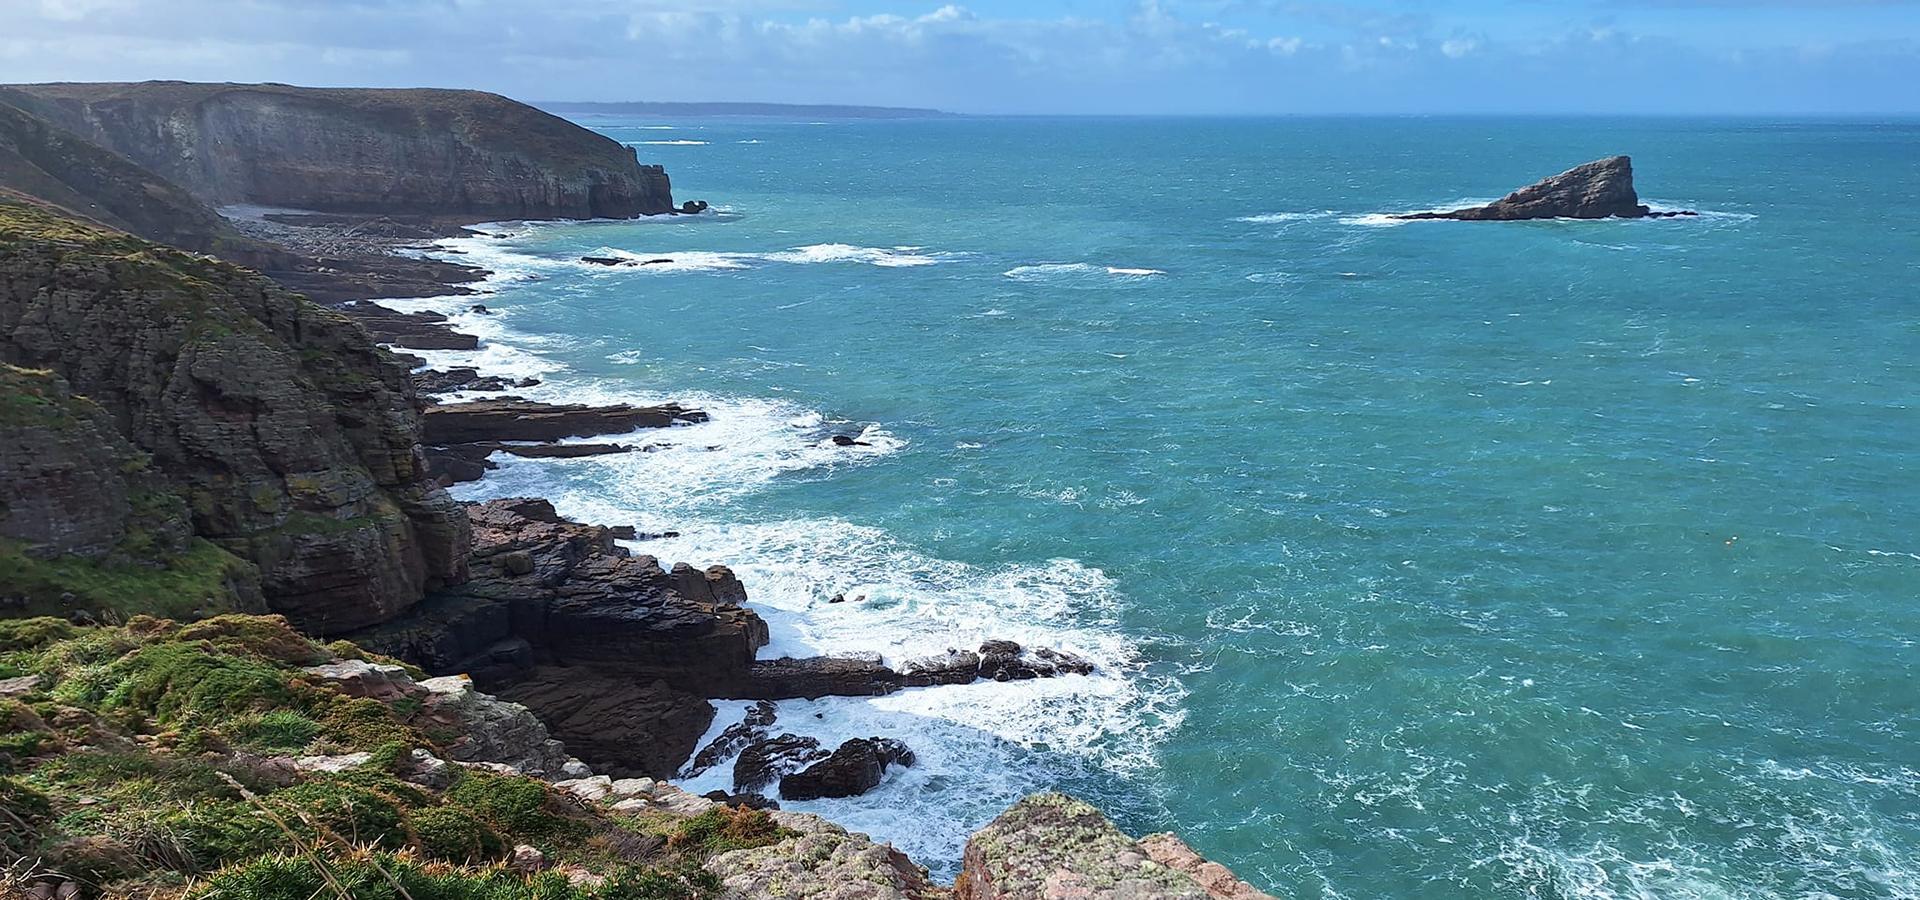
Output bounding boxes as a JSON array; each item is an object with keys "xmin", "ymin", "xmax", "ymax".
[{"xmin": 393, "ymin": 117, "xmax": 1920, "ymax": 897}]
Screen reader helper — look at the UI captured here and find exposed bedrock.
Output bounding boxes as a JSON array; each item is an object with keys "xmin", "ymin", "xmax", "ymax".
[
  {"xmin": 336, "ymin": 302, "xmax": 480, "ymax": 350},
  {"xmin": 1, "ymin": 81, "xmax": 675, "ymax": 219},
  {"xmin": 346, "ymin": 498, "xmax": 768, "ymax": 691},
  {"xmin": 1394, "ymin": 155, "xmax": 1697, "ymax": 221},
  {"xmin": 738, "ymin": 640, "xmax": 1097, "ymax": 700},
  {"xmin": 778, "ymin": 737, "xmax": 916, "ymax": 801},
  {"xmin": 496, "ymin": 667, "xmax": 715, "ymax": 780},
  {"xmin": 957, "ymin": 793, "xmax": 1277, "ymax": 900},
  {"xmin": 0, "ymin": 198, "xmax": 467, "ymax": 632},
  {"xmin": 422, "ymin": 398, "xmax": 709, "ymax": 444}
]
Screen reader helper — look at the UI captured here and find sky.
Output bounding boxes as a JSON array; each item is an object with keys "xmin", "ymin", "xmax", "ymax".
[{"xmin": 2, "ymin": 0, "xmax": 1917, "ymax": 114}]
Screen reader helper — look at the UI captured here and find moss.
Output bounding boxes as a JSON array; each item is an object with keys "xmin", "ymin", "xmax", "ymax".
[
  {"xmin": 411, "ymin": 804, "xmax": 505, "ymax": 863},
  {"xmin": 312, "ymin": 695, "xmax": 411, "ymax": 751},
  {"xmin": 273, "ymin": 776, "xmax": 410, "ymax": 850},
  {"xmin": 189, "ymin": 852, "xmax": 715, "ymax": 900},
  {"xmin": 176, "ymin": 614, "xmax": 326, "ymax": 666},
  {"xmin": 445, "ymin": 769, "xmax": 579, "ymax": 842},
  {"xmin": 226, "ymin": 710, "xmax": 320, "ymax": 753},
  {"xmin": 0, "ymin": 775, "xmax": 54, "ymax": 856},
  {"xmin": 64, "ymin": 640, "xmax": 294, "ymax": 727},
  {"xmin": 665, "ymin": 806, "xmax": 786, "ymax": 858},
  {"xmin": 0, "ymin": 617, "xmax": 77, "ymax": 652},
  {"xmin": 0, "ymin": 535, "xmax": 255, "ymax": 620}
]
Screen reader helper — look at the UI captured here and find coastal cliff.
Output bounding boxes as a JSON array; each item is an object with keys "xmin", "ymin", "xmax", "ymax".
[
  {"xmin": 0, "ymin": 81, "xmax": 674, "ymax": 220},
  {"xmin": 0, "ymin": 197, "xmax": 467, "ymax": 633}
]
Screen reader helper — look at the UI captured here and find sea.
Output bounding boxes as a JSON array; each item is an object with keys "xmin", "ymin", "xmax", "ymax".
[{"xmin": 385, "ymin": 116, "xmax": 1920, "ymax": 897}]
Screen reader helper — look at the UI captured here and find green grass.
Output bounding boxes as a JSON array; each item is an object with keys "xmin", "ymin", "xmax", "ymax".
[{"xmin": 0, "ymin": 535, "xmax": 256, "ymax": 620}]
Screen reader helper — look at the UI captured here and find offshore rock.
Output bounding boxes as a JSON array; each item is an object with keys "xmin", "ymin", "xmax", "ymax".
[
  {"xmin": 957, "ymin": 793, "xmax": 1272, "ymax": 900},
  {"xmin": 684, "ymin": 699, "xmax": 777, "ymax": 778},
  {"xmin": 778, "ymin": 737, "xmax": 915, "ymax": 801},
  {"xmin": 0, "ymin": 198, "xmax": 467, "ymax": 632},
  {"xmin": 734, "ymin": 734, "xmax": 829, "ymax": 794},
  {"xmin": 2, "ymin": 81, "xmax": 676, "ymax": 219},
  {"xmin": 1394, "ymin": 156, "xmax": 1694, "ymax": 221}
]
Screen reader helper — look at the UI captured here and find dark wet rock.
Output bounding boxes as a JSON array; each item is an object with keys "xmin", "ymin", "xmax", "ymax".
[
  {"xmin": 779, "ymin": 737, "xmax": 915, "ymax": 801},
  {"xmin": 470, "ymin": 304, "xmax": 492, "ymax": 314},
  {"xmin": 423, "ymin": 399, "xmax": 707, "ymax": 444},
  {"xmin": 1393, "ymin": 156, "xmax": 1695, "ymax": 221},
  {"xmin": 336, "ymin": 302, "xmax": 480, "ymax": 350},
  {"xmin": 496, "ymin": 668, "xmax": 713, "ymax": 779},
  {"xmin": 581, "ymin": 256, "xmax": 628, "ymax": 266},
  {"xmin": 734, "ymin": 733, "xmax": 828, "ymax": 793},
  {"xmin": 899, "ymin": 648, "xmax": 983, "ymax": 687},
  {"xmin": 347, "ymin": 498, "xmax": 769, "ymax": 695},
  {"xmin": 420, "ymin": 441, "xmax": 634, "ymax": 487},
  {"xmin": 704, "ymin": 789, "xmax": 780, "ymax": 810},
  {"xmin": 742, "ymin": 655, "xmax": 903, "ymax": 699},
  {"xmin": 640, "ymin": 258, "xmax": 675, "ymax": 265},
  {"xmin": 679, "ymin": 200, "xmax": 709, "ymax": 214},
  {"xmin": 413, "ymin": 367, "xmax": 520, "ymax": 395},
  {"xmin": 830, "ymin": 434, "xmax": 873, "ymax": 447},
  {"xmin": 685, "ymin": 700, "xmax": 777, "ymax": 778},
  {"xmin": 978, "ymin": 640, "xmax": 1094, "ymax": 681}
]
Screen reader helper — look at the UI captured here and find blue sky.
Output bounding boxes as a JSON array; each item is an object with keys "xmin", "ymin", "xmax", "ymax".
[{"xmin": 2, "ymin": 0, "xmax": 1917, "ymax": 114}]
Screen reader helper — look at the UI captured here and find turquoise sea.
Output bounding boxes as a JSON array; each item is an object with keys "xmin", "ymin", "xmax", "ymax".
[{"xmin": 393, "ymin": 117, "xmax": 1920, "ymax": 897}]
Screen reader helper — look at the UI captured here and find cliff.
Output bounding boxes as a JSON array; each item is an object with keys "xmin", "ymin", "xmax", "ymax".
[
  {"xmin": 0, "ymin": 81, "xmax": 674, "ymax": 220},
  {"xmin": 0, "ymin": 98, "xmax": 291, "ymax": 268},
  {"xmin": 0, "ymin": 197, "xmax": 467, "ymax": 633}
]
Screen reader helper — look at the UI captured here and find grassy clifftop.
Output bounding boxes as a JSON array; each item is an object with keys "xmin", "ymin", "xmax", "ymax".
[{"xmin": 0, "ymin": 614, "xmax": 783, "ymax": 898}]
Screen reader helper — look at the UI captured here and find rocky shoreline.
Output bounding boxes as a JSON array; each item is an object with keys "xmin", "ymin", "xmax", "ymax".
[{"xmin": 0, "ymin": 81, "xmax": 1270, "ymax": 898}]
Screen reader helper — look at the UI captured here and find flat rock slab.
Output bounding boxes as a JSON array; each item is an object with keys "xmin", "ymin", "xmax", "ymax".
[{"xmin": 423, "ymin": 399, "xmax": 708, "ymax": 444}]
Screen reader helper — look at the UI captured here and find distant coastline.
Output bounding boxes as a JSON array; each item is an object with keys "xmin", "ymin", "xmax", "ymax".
[{"xmin": 537, "ymin": 99, "xmax": 956, "ymax": 119}]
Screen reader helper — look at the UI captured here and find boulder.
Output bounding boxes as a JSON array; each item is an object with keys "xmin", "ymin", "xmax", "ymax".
[
  {"xmin": 778, "ymin": 737, "xmax": 914, "ymax": 801},
  {"xmin": 1393, "ymin": 156, "xmax": 1695, "ymax": 221},
  {"xmin": 735, "ymin": 734, "xmax": 829, "ymax": 793},
  {"xmin": 684, "ymin": 699, "xmax": 777, "ymax": 778}
]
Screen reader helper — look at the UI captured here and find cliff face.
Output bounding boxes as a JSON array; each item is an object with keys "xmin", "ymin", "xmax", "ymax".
[
  {"xmin": 1, "ymin": 81, "xmax": 673, "ymax": 220},
  {"xmin": 0, "ymin": 98, "xmax": 292, "ymax": 267},
  {"xmin": 0, "ymin": 198, "xmax": 468, "ymax": 633}
]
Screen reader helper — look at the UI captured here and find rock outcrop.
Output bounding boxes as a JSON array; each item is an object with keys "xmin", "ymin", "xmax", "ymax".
[
  {"xmin": 497, "ymin": 668, "xmax": 715, "ymax": 780},
  {"xmin": 336, "ymin": 302, "xmax": 480, "ymax": 350},
  {"xmin": 1394, "ymin": 156, "xmax": 1695, "ymax": 221},
  {"xmin": 422, "ymin": 399, "xmax": 709, "ymax": 444},
  {"xmin": 0, "ymin": 197, "xmax": 468, "ymax": 633},
  {"xmin": 741, "ymin": 640, "xmax": 1098, "ymax": 699},
  {"xmin": 706, "ymin": 811, "xmax": 945, "ymax": 900},
  {"xmin": 957, "ymin": 794, "xmax": 1274, "ymax": 900},
  {"xmin": 779, "ymin": 737, "xmax": 916, "ymax": 801},
  {"xmin": 347, "ymin": 498, "xmax": 768, "ymax": 694},
  {"xmin": 1, "ymin": 81, "xmax": 675, "ymax": 219}
]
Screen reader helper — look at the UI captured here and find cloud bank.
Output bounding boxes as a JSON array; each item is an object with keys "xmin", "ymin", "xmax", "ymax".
[{"xmin": 2, "ymin": 0, "xmax": 1915, "ymax": 113}]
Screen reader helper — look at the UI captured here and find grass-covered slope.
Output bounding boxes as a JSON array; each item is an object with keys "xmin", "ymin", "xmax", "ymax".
[{"xmin": 0, "ymin": 614, "xmax": 785, "ymax": 899}]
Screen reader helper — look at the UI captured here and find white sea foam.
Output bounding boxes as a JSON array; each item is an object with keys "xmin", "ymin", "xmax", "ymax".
[
  {"xmin": 410, "ymin": 226, "xmax": 1183, "ymax": 872},
  {"xmin": 1236, "ymin": 211, "xmax": 1332, "ymax": 224},
  {"xmin": 1004, "ymin": 263, "xmax": 1166, "ymax": 283},
  {"xmin": 569, "ymin": 243, "xmax": 952, "ymax": 273}
]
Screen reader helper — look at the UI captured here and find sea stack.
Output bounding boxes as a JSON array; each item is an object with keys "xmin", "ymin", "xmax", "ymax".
[{"xmin": 1395, "ymin": 156, "xmax": 1696, "ymax": 221}]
